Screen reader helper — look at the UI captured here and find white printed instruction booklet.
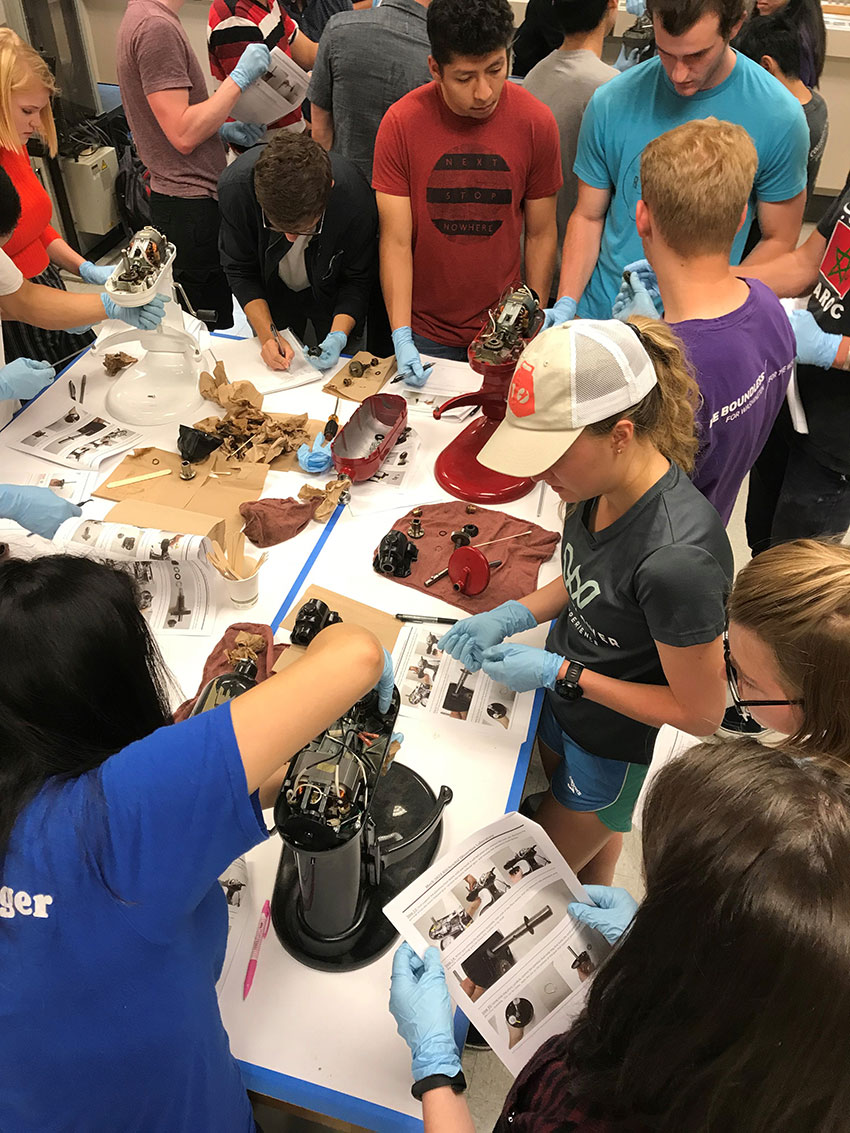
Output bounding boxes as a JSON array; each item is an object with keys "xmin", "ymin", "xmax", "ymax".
[{"xmin": 384, "ymin": 813, "xmax": 610, "ymax": 1075}]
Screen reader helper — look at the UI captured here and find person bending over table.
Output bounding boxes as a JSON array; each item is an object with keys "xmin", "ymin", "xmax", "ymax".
[
  {"xmin": 219, "ymin": 130, "xmax": 377, "ymax": 373},
  {"xmin": 0, "ymin": 554, "xmax": 395, "ymax": 1132},
  {"xmin": 389, "ymin": 737, "xmax": 850, "ymax": 1130},
  {"xmin": 371, "ymin": 0, "xmax": 561, "ymax": 385},
  {"xmin": 438, "ymin": 318, "xmax": 732, "ymax": 884},
  {"xmin": 0, "ymin": 31, "xmax": 147, "ymax": 365}
]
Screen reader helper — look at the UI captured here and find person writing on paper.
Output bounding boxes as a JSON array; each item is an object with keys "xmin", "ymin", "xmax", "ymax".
[
  {"xmin": 0, "ymin": 170, "xmax": 166, "ymax": 540},
  {"xmin": 438, "ymin": 319, "xmax": 732, "ymax": 883},
  {"xmin": 0, "ymin": 32, "xmax": 147, "ymax": 367},
  {"xmin": 0, "ymin": 554, "xmax": 396, "ymax": 1132},
  {"xmin": 388, "ymin": 738, "xmax": 850, "ymax": 1129},
  {"xmin": 219, "ymin": 131, "xmax": 377, "ymax": 372},
  {"xmin": 117, "ymin": 0, "xmax": 272, "ymax": 329}
]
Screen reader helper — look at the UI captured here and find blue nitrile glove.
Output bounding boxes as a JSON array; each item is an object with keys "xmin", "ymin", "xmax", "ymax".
[
  {"xmin": 297, "ymin": 433, "xmax": 334, "ymax": 473},
  {"xmin": 391, "ymin": 731, "xmax": 404, "ymax": 747},
  {"xmin": 614, "ymin": 46, "xmax": 641, "ymax": 73},
  {"xmin": 230, "ymin": 43, "xmax": 271, "ymax": 91},
  {"xmin": 626, "ymin": 0, "xmax": 646, "ymax": 15},
  {"xmin": 612, "ymin": 273, "xmax": 661, "ymax": 321},
  {"xmin": 541, "ymin": 295, "xmax": 577, "ymax": 331},
  {"xmin": 390, "ymin": 944, "xmax": 462, "ymax": 1084},
  {"xmin": 0, "ymin": 484, "xmax": 81, "ymax": 539},
  {"xmin": 101, "ymin": 292, "xmax": 169, "ymax": 331},
  {"xmin": 437, "ymin": 600, "xmax": 537, "ymax": 673},
  {"xmin": 376, "ymin": 648, "xmax": 396, "ymax": 714},
  {"xmin": 219, "ymin": 120, "xmax": 266, "ymax": 149},
  {"xmin": 79, "ymin": 260, "xmax": 114, "ymax": 285},
  {"xmin": 392, "ymin": 325, "xmax": 432, "ymax": 388},
  {"xmin": 789, "ymin": 309, "xmax": 842, "ymax": 369},
  {"xmin": 568, "ymin": 885, "xmax": 639, "ymax": 946},
  {"xmin": 0, "ymin": 357, "xmax": 55, "ymax": 401},
  {"xmin": 304, "ymin": 330, "xmax": 347, "ymax": 372},
  {"xmin": 480, "ymin": 642, "xmax": 564, "ymax": 693}
]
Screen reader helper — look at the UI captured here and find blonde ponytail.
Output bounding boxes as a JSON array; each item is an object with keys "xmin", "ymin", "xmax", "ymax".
[{"xmin": 584, "ymin": 316, "xmax": 701, "ymax": 473}]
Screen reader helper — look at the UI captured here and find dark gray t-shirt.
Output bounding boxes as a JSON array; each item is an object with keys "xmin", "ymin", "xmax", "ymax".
[
  {"xmin": 308, "ymin": 0, "xmax": 431, "ymax": 182},
  {"xmin": 545, "ymin": 463, "xmax": 733, "ymax": 764}
]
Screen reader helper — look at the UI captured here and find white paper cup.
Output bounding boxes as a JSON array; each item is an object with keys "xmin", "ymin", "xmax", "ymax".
[{"xmin": 225, "ymin": 572, "xmax": 259, "ymax": 608}]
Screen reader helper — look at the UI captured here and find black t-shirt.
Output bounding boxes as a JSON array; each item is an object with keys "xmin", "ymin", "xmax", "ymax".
[
  {"xmin": 511, "ymin": 0, "xmax": 564, "ymax": 77},
  {"xmin": 796, "ymin": 168, "xmax": 850, "ymax": 473},
  {"xmin": 545, "ymin": 463, "xmax": 733, "ymax": 764}
]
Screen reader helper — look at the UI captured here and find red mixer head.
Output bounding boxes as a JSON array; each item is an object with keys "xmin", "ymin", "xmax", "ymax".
[{"xmin": 467, "ymin": 283, "xmax": 545, "ymax": 382}]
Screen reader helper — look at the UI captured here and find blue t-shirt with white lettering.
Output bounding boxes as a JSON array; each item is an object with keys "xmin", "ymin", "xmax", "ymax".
[
  {"xmin": 574, "ymin": 52, "xmax": 809, "ymax": 318},
  {"xmin": 0, "ymin": 704, "xmax": 267, "ymax": 1132}
]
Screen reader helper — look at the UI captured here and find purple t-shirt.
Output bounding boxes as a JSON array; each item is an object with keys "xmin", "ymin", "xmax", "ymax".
[{"xmin": 671, "ymin": 278, "xmax": 794, "ymax": 525}]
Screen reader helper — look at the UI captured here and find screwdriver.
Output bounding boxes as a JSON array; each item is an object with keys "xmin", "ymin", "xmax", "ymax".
[{"xmin": 323, "ymin": 397, "xmax": 340, "ymax": 441}]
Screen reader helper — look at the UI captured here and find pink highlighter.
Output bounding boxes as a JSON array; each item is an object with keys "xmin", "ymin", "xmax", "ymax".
[{"xmin": 243, "ymin": 899, "xmax": 271, "ymax": 1000}]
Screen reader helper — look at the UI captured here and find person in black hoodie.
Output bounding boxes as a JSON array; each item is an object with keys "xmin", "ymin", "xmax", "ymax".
[{"xmin": 218, "ymin": 132, "xmax": 378, "ymax": 371}]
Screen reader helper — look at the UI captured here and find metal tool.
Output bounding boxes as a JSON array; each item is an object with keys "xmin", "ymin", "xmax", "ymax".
[
  {"xmin": 68, "ymin": 378, "xmax": 76, "ymax": 401},
  {"xmin": 323, "ymin": 397, "xmax": 340, "ymax": 442},
  {"xmin": 79, "ymin": 374, "xmax": 87, "ymax": 404},
  {"xmin": 474, "ymin": 529, "xmax": 532, "ymax": 550}
]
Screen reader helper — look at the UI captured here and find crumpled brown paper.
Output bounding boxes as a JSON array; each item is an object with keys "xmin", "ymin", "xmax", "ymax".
[
  {"xmin": 199, "ymin": 358, "xmax": 264, "ymax": 413},
  {"xmin": 103, "ymin": 351, "xmax": 138, "ymax": 376},
  {"xmin": 194, "ymin": 405, "xmax": 311, "ymax": 465},
  {"xmin": 226, "ymin": 630, "xmax": 267, "ymax": 665},
  {"xmin": 298, "ymin": 476, "xmax": 351, "ymax": 522}
]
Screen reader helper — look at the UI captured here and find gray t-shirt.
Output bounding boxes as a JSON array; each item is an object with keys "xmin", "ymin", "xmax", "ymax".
[
  {"xmin": 545, "ymin": 463, "xmax": 733, "ymax": 764},
  {"xmin": 307, "ymin": 0, "xmax": 431, "ymax": 182},
  {"xmin": 803, "ymin": 89, "xmax": 828, "ymax": 201},
  {"xmin": 524, "ymin": 48, "xmax": 616, "ymax": 288}
]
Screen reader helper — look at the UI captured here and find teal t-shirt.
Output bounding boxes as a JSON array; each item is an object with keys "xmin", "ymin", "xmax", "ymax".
[{"xmin": 574, "ymin": 51, "xmax": 809, "ymax": 318}]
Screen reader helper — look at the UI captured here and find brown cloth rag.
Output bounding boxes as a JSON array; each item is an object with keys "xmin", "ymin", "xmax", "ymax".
[
  {"xmin": 240, "ymin": 497, "xmax": 318, "ymax": 548},
  {"xmin": 173, "ymin": 623, "xmax": 286, "ymax": 720},
  {"xmin": 379, "ymin": 503, "xmax": 560, "ymax": 614}
]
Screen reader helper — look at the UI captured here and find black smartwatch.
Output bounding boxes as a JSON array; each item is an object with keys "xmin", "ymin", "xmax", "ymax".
[
  {"xmin": 411, "ymin": 1070, "xmax": 468, "ymax": 1100},
  {"xmin": 554, "ymin": 660, "xmax": 584, "ymax": 701}
]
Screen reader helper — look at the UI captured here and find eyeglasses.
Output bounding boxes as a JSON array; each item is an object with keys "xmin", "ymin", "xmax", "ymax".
[
  {"xmin": 261, "ymin": 207, "xmax": 324, "ymax": 237},
  {"xmin": 723, "ymin": 630, "xmax": 802, "ymax": 721}
]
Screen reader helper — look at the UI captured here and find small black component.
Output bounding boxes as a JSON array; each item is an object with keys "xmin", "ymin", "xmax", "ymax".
[
  {"xmin": 374, "ymin": 530, "xmax": 419, "ymax": 578},
  {"xmin": 178, "ymin": 424, "xmax": 224, "ymax": 463},
  {"xmin": 291, "ymin": 598, "xmax": 343, "ymax": 647},
  {"xmin": 451, "ymin": 530, "xmax": 471, "ymax": 548},
  {"xmin": 308, "ymin": 345, "xmax": 324, "ymax": 358},
  {"xmin": 461, "ymin": 524, "xmax": 479, "ymax": 538},
  {"xmin": 370, "ymin": 357, "xmax": 379, "ymax": 367}
]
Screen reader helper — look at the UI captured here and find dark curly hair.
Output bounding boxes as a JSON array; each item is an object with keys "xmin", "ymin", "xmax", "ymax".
[
  {"xmin": 427, "ymin": 0, "xmax": 515, "ymax": 66},
  {"xmin": 253, "ymin": 132, "xmax": 332, "ymax": 231}
]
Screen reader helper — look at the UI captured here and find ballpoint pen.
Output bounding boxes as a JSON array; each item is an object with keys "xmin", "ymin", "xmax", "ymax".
[
  {"xmin": 243, "ymin": 899, "xmax": 271, "ymax": 1000},
  {"xmin": 395, "ymin": 614, "xmax": 458, "ymax": 625}
]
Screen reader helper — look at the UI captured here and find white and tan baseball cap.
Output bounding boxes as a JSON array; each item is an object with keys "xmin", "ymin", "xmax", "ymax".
[{"xmin": 478, "ymin": 319, "xmax": 658, "ymax": 478}]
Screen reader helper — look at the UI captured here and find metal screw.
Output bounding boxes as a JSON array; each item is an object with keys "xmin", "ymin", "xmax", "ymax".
[
  {"xmin": 179, "ymin": 460, "xmax": 196, "ymax": 481},
  {"xmin": 407, "ymin": 517, "xmax": 424, "ymax": 539}
]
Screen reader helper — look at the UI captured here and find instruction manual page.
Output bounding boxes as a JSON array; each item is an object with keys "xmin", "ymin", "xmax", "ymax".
[
  {"xmin": 7, "ymin": 402, "xmax": 144, "ymax": 469},
  {"xmin": 54, "ymin": 517, "xmax": 216, "ymax": 636},
  {"xmin": 392, "ymin": 620, "xmax": 535, "ymax": 738},
  {"xmin": 384, "ymin": 813, "xmax": 610, "ymax": 1075}
]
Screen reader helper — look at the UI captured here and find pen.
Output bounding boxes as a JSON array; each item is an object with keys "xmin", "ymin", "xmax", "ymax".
[
  {"xmin": 395, "ymin": 614, "xmax": 458, "ymax": 625},
  {"xmin": 269, "ymin": 320, "xmax": 284, "ymax": 355},
  {"xmin": 243, "ymin": 899, "xmax": 271, "ymax": 1000},
  {"xmin": 79, "ymin": 374, "xmax": 87, "ymax": 404}
]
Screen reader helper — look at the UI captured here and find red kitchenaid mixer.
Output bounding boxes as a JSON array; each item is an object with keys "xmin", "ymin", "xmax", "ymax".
[{"xmin": 432, "ymin": 283, "xmax": 545, "ymax": 504}]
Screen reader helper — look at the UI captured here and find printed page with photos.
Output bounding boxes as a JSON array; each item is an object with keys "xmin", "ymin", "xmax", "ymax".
[{"xmin": 384, "ymin": 813, "xmax": 610, "ymax": 1075}]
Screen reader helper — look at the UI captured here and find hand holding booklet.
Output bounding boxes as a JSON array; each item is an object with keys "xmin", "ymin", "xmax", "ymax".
[{"xmin": 384, "ymin": 812, "xmax": 610, "ymax": 1074}]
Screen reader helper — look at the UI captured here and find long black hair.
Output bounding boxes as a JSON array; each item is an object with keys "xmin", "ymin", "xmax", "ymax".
[
  {"xmin": 0, "ymin": 556, "xmax": 174, "ymax": 867},
  {"xmin": 561, "ymin": 740, "xmax": 850, "ymax": 1130},
  {"xmin": 751, "ymin": 0, "xmax": 825, "ymax": 85}
]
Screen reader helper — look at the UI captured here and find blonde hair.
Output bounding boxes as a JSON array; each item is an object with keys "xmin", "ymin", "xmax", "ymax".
[
  {"xmin": 640, "ymin": 118, "xmax": 758, "ymax": 259},
  {"xmin": 728, "ymin": 539, "xmax": 850, "ymax": 764},
  {"xmin": 586, "ymin": 316, "xmax": 701, "ymax": 474},
  {"xmin": 0, "ymin": 29, "xmax": 58, "ymax": 157}
]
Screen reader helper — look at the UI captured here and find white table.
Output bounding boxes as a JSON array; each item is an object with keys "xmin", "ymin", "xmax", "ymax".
[{"xmin": 0, "ymin": 334, "xmax": 563, "ymax": 1131}]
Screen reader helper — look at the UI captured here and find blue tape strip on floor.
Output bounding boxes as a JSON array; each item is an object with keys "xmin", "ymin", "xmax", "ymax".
[
  {"xmin": 269, "ymin": 501, "xmax": 345, "ymax": 633},
  {"xmin": 240, "ymin": 1060, "xmax": 424, "ymax": 1132}
]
